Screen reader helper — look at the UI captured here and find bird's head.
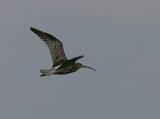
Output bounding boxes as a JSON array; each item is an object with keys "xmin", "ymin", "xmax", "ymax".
[{"xmin": 75, "ymin": 63, "xmax": 96, "ymax": 72}]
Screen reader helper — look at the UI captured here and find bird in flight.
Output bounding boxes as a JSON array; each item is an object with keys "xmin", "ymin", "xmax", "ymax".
[{"xmin": 30, "ymin": 27, "xmax": 96, "ymax": 77}]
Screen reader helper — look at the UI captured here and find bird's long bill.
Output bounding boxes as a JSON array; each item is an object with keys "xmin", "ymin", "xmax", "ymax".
[{"xmin": 82, "ymin": 65, "xmax": 97, "ymax": 72}]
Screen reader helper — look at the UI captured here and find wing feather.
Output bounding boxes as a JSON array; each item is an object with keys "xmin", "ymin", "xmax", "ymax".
[
  {"xmin": 30, "ymin": 27, "xmax": 67, "ymax": 66},
  {"xmin": 59, "ymin": 55, "xmax": 84, "ymax": 69}
]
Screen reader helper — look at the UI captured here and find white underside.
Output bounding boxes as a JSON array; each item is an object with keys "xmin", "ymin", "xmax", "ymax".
[
  {"xmin": 54, "ymin": 65, "xmax": 61, "ymax": 70},
  {"xmin": 40, "ymin": 65, "xmax": 61, "ymax": 76}
]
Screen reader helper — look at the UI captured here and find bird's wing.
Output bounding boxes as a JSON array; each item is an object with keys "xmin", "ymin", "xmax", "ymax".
[
  {"xmin": 59, "ymin": 55, "xmax": 84, "ymax": 69},
  {"xmin": 30, "ymin": 27, "xmax": 67, "ymax": 66}
]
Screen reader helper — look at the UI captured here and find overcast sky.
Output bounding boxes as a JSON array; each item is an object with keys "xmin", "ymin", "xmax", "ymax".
[{"xmin": 0, "ymin": 0, "xmax": 160, "ymax": 119}]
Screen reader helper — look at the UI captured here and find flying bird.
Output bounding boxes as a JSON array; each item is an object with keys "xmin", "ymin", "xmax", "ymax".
[{"xmin": 30, "ymin": 27, "xmax": 96, "ymax": 77}]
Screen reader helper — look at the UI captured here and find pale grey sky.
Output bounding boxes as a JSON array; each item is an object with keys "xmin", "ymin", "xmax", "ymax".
[{"xmin": 0, "ymin": 0, "xmax": 160, "ymax": 119}]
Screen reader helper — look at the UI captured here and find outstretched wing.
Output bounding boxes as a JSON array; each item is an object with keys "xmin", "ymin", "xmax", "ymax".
[
  {"xmin": 30, "ymin": 27, "xmax": 67, "ymax": 66},
  {"xmin": 59, "ymin": 55, "xmax": 84, "ymax": 69}
]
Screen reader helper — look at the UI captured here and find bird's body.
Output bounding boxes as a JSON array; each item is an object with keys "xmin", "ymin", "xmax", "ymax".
[{"xmin": 30, "ymin": 27, "xmax": 96, "ymax": 77}]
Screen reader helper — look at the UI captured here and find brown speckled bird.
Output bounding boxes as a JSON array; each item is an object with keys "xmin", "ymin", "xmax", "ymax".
[{"xmin": 30, "ymin": 27, "xmax": 96, "ymax": 77}]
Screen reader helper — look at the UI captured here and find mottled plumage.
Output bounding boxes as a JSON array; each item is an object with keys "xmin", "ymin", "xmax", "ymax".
[
  {"xmin": 30, "ymin": 27, "xmax": 96, "ymax": 77},
  {"xmin": 30, "ymin": 27, "xmax": 67, "ymax": 67}
]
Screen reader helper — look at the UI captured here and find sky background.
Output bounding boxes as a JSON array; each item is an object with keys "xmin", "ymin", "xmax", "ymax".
[{"xmin": 0, "ymin": 0, "xmax": 160, "ymax": 119}]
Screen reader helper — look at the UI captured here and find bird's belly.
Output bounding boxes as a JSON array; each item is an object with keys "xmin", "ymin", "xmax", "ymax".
[{"xmin": 55, "ymin": 66, "xmax": 73, "ymax": 74}]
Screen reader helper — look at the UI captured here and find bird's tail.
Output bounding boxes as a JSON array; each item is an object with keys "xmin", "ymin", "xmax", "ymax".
[
  {"xmin": 40, "ymin": 69, "xmax": 46, "ymax": 74},
  {"xmin": 40, "ymin": 69, "xmax": 53, "ymax": 76}
]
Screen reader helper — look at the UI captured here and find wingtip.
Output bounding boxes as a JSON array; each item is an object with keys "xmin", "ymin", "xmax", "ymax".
[
  {"xmin": 81, "ymin": 55, "xmax": 84, "ymax": 58},
  {"xmin": 30, "ymin": 27, "xmax": 35, "ymax": 31},
  {"xmin": 30, "ymin": 27, "xmax": 41, "ymax": 34},
  {"xmin": 77, "ymin": 55, "xmax": 84, "ymax": 59}
]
